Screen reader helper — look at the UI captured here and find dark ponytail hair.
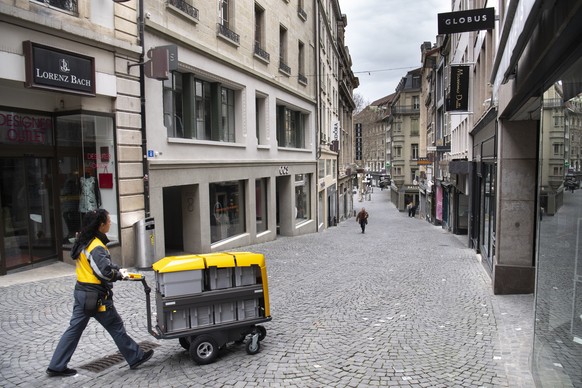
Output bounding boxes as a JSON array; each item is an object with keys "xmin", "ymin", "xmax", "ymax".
[{"xmin": 71, "ymin": 209, "xmax": 109, "ymax": 259}]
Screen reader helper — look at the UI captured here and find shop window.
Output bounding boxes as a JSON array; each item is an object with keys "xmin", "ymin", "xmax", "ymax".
[
  {"xmin": 535, "ymin": 83, "xmax": 582, "ymax": 386},
  {"xmin": 164, "ymin": 72, "xmax": 236, "ymax": 142},
  {"xmin": 209, "ymin": 180, "xmax": 245, "ymax": 243},
  {"xmin": 276, "ymin": 104, "xmax": 306, "ymax": 148},
  {"xmin": 56, "ymin": 114, "xmax": 118, "ymax": 244},
  {"xmin": 295, "ymin": 174, "xmax": 310, "ymax": 222},
  {"xmin": 255, "ymin": 178, "xmax": 268, "ymax": 234},
  {"xmin": 318, "ymin": 191, "xmax": 324, "ymax": 228}
]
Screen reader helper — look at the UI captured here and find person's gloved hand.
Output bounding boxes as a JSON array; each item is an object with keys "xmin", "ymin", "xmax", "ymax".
[{"xmin": 119, "ymin": 268, "xmax": 130, "ymax": 280}]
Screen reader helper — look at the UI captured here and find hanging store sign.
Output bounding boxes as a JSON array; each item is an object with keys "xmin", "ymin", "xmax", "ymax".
[
  {"xmin": 447, "ymin": 65, "xmax": 470, "ymax": 111},
  {"xmin": 437, "ymin": 8, "xmax": 495, "ymax": 34},
  {"xmin": 23, "ymin": 41, "xmax": 96, "ymax": 96},
  {"xmin": 355, "ymin": 123, "xmax": 362, "ymax": 160}
]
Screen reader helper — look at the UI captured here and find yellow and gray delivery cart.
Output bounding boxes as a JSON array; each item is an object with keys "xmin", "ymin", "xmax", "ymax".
[{"xmin": 139, "ymin": 252, "xmax": 271, "ymax": 365}]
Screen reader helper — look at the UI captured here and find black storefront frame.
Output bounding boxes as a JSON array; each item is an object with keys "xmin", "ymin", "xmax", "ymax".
[{"xmin": 470, "ymin": 108, "xmax": 498, "ymax": 272}]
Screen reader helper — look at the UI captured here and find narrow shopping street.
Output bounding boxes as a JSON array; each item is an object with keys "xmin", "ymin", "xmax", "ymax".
[{"xmin": 0, "ymin": 190, "xmax": 534, "ymax": 387}]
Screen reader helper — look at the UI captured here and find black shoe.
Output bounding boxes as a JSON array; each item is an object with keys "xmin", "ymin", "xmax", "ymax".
[
  {"xmin": 130, "ymin": 349, "xmax": 154, "ymax": 370},
  {"xmin": 46, "ymin": 367, "xmax": 77, "ymax": 377}
]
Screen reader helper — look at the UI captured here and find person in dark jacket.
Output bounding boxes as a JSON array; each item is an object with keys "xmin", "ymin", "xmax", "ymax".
[
  {"xmin": 46, "ymin": 209, "xmax": 153, "ymax": 377},
  {"xmin": 356, "ymin": 207, "xmax": 369, "ymax": 233}
]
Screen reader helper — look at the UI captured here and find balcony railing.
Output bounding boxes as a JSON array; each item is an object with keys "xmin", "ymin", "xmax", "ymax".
[
  {"xmin": 279, "ymin": 60, "xmax": 291, "ymax": 75},
  {"xmin": 41, "ymin": 0, "xmax": 78, "ymax": 13},
  {"xmin": 297, "ymin": 6, "xmax": 307, "ymax": 21},
  {"xmin": 217, "ymin": 23, "xmax": 240, "ymax": 45},
  {"xmin": 298, "ymin": 73, "xmax": 308, "ymax": 85},
  {"xmin": 391, "ymin": 105, "xmax": 420, "ymax": 114},
  {"xmin": 543, "ymin": 98, "xmax": 563, "ymax": 108},
  {"xmin": 254, "ymin": 43, "xmax": 270, "ymax": 62},
  {"xmin": 168, "ymin": 0, "xmax": 199, "ymax": 20}
]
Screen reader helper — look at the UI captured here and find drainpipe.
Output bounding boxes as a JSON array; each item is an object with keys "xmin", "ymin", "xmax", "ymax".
[
  {"xmin": 315, "ymin": 0, "xmax": 321, "ymax": 229},
  {"xmin": 137, "ymin": 0, "xmax": 150, "ymax": 217}
]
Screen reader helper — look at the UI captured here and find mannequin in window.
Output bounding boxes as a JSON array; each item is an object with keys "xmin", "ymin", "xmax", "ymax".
[{"xmin": 79, "ymin": 168, "xmax": 101, "ymax": 215}]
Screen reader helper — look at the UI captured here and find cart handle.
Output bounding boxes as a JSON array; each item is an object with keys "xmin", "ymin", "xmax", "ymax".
[{"xmin": 140, "ymin": 278, "xmax": 161, "ymax": 339}]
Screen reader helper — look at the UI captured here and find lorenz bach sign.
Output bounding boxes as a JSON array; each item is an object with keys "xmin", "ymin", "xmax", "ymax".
[
  {"xmin": 23, "ymin": 41, "xmax": 96, "ymax": 96},
  {"xmin": 438, "ymin": 8, "xmax": 495, "ymax": 34}
]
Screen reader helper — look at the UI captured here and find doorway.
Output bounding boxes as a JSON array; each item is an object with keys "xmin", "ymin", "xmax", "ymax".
[{"xmin": 1, "ymin": 157, "xmax": 57, "ymax": 272}]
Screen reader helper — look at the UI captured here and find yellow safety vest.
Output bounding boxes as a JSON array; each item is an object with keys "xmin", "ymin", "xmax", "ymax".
[{"xmin": 76, "ymin": 238, "xmax": 108, "ymax": 285}]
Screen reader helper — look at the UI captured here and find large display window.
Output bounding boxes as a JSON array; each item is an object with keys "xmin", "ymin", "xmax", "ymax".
[
  {"xmin": 255, "ymin": 178, "xmax": 268, "ymax": 234},
  {"xmin": 295, "ymin": 174, "xmax": 310, "ymax": 223},
  {"xmin": 534, "ymin": 83, "xmax": 582, "ymax": 387},
  {"xmin": 56, "ymin": 114, "xmax": 118, "ymax": 245},
  {"xmin": 210, "ymin": 180, "xmax": 245, "ymax": 243}
]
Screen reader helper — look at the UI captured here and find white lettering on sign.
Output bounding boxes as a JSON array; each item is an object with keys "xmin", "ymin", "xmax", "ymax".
[
  {"xmin": 445, "ymin": 14, "xmax": 488, "ymax": 26},
  {"xmin": 35, "ymin": 68, "xmax": 91, "ymax": 87}
]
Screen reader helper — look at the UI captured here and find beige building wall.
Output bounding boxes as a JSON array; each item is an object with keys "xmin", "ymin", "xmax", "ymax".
[
  {"xmin": 140, "ymin": 0, "xmax": 319, "ymax": 259},
  {"xmin": 0, "ymin": 1, "xmax": 142, "ymax": 267}
]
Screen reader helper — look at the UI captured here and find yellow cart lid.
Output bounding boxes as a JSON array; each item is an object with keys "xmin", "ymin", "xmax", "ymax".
[
  {"xmin": 229, "ymin": 252, "xmax": 265, "ymax": 267},
  {"xmin": 202, "ymin": 252, "xmax": 236, "ymax": 268},
  {"xmin": 152, "ymin": 255, "xmax": 205, "ymax": 273}
]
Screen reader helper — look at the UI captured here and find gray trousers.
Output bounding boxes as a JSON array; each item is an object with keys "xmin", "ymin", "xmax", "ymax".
[{"xmin": 48, "ymin": 288, "xmax": 143, "ymax": 371}]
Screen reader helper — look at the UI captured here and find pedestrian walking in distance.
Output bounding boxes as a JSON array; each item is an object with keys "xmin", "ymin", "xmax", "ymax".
[
  {"xmin": 46, "ymin": 209, "xmax": 154, "ymax": 377},
  {"xmin": 356, "ymin": 207, "xmax": 369, "ymax": 233}
]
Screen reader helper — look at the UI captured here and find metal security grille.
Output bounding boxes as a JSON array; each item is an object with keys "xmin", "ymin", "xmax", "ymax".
[{"xmin": 79, "ymin": 341, "xmax": 159, "ymax": 373}]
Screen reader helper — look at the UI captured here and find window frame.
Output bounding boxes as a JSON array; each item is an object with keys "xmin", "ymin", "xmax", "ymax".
[{"xmin": 163, "ymin": 72, "xmax": 238, "ymax": 143}]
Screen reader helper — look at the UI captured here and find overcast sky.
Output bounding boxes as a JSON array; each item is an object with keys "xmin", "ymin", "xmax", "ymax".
[{"xmin": 338, "ymin": 0, "xmax": 451, "ymax": 104}]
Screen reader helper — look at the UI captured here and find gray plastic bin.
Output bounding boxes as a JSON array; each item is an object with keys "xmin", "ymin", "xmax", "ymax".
[{"xmin": 134, "ymin": 217, "xmax": 155, "ymax": 269}]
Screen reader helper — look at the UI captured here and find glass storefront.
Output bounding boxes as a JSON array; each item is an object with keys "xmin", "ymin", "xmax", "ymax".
[
  {"xmin": 56, "ymin": 114, "xmax": 118, "ymax": 245},
  {"xmin": 210, "ymin": 180, "xmax": 245, "ymax": 243},
  {"xmin": 295, "ymin": 174, "xmax": 310, "ymax": 223},
  {"xmin": 255, "ymin": 178, "xmax": 268, "ymax": 234},
  {"xmin": 0, "ymin": 157, "xmax": 56, "ymax": 270},
  {"xmin": 480, "ymin": 163, "xmax": 495, "ymax": 271},
  {"xmin": 0, "ymin": 110, "xmax": 118, "ymax": 273},
  {"xmin": 534, "ymin": 83, "xmax": 582, "ymax": 387}
]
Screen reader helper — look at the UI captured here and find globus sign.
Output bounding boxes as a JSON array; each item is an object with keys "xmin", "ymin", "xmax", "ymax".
[{"xmin": 438, "ymin": 8, "xmax": 495, "ymax": 34}]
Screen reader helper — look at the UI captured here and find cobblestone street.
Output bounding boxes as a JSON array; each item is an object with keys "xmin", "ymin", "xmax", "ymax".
[{"xmin": 0, "ymin": 190, "xmax": 534, "ymax": 387}]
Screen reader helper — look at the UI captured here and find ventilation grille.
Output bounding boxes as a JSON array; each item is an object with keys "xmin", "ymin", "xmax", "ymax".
[{"xmin": 79, "ymin": 341, "xmax": 159, "ymax": 373}]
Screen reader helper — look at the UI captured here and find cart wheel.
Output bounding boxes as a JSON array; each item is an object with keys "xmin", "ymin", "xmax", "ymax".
[
  {"xmin": 189, "ymin": 335, "xmax": 219, "ymax": 365},
  {"xmin": 245, "ymin": 336, "xmax": 261, "ymax": 355},
  {"xmin": 179, "ymin": 336, "xmax": 190, "ymax": 350},
  {"xmin": 256, "ymin": 325, "xmax": 267, "ymax": 341}
]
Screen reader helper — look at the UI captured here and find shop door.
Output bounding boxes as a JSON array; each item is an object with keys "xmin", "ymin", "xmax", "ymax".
[{"xmin": 0, "ymin": 157, "xmax": 57, "ymax": 272}]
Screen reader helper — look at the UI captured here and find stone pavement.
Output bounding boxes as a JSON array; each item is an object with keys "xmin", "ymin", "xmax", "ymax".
[{"xmin": 0, "ymin": 190, "xmax": 535, "ymax": 387}]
